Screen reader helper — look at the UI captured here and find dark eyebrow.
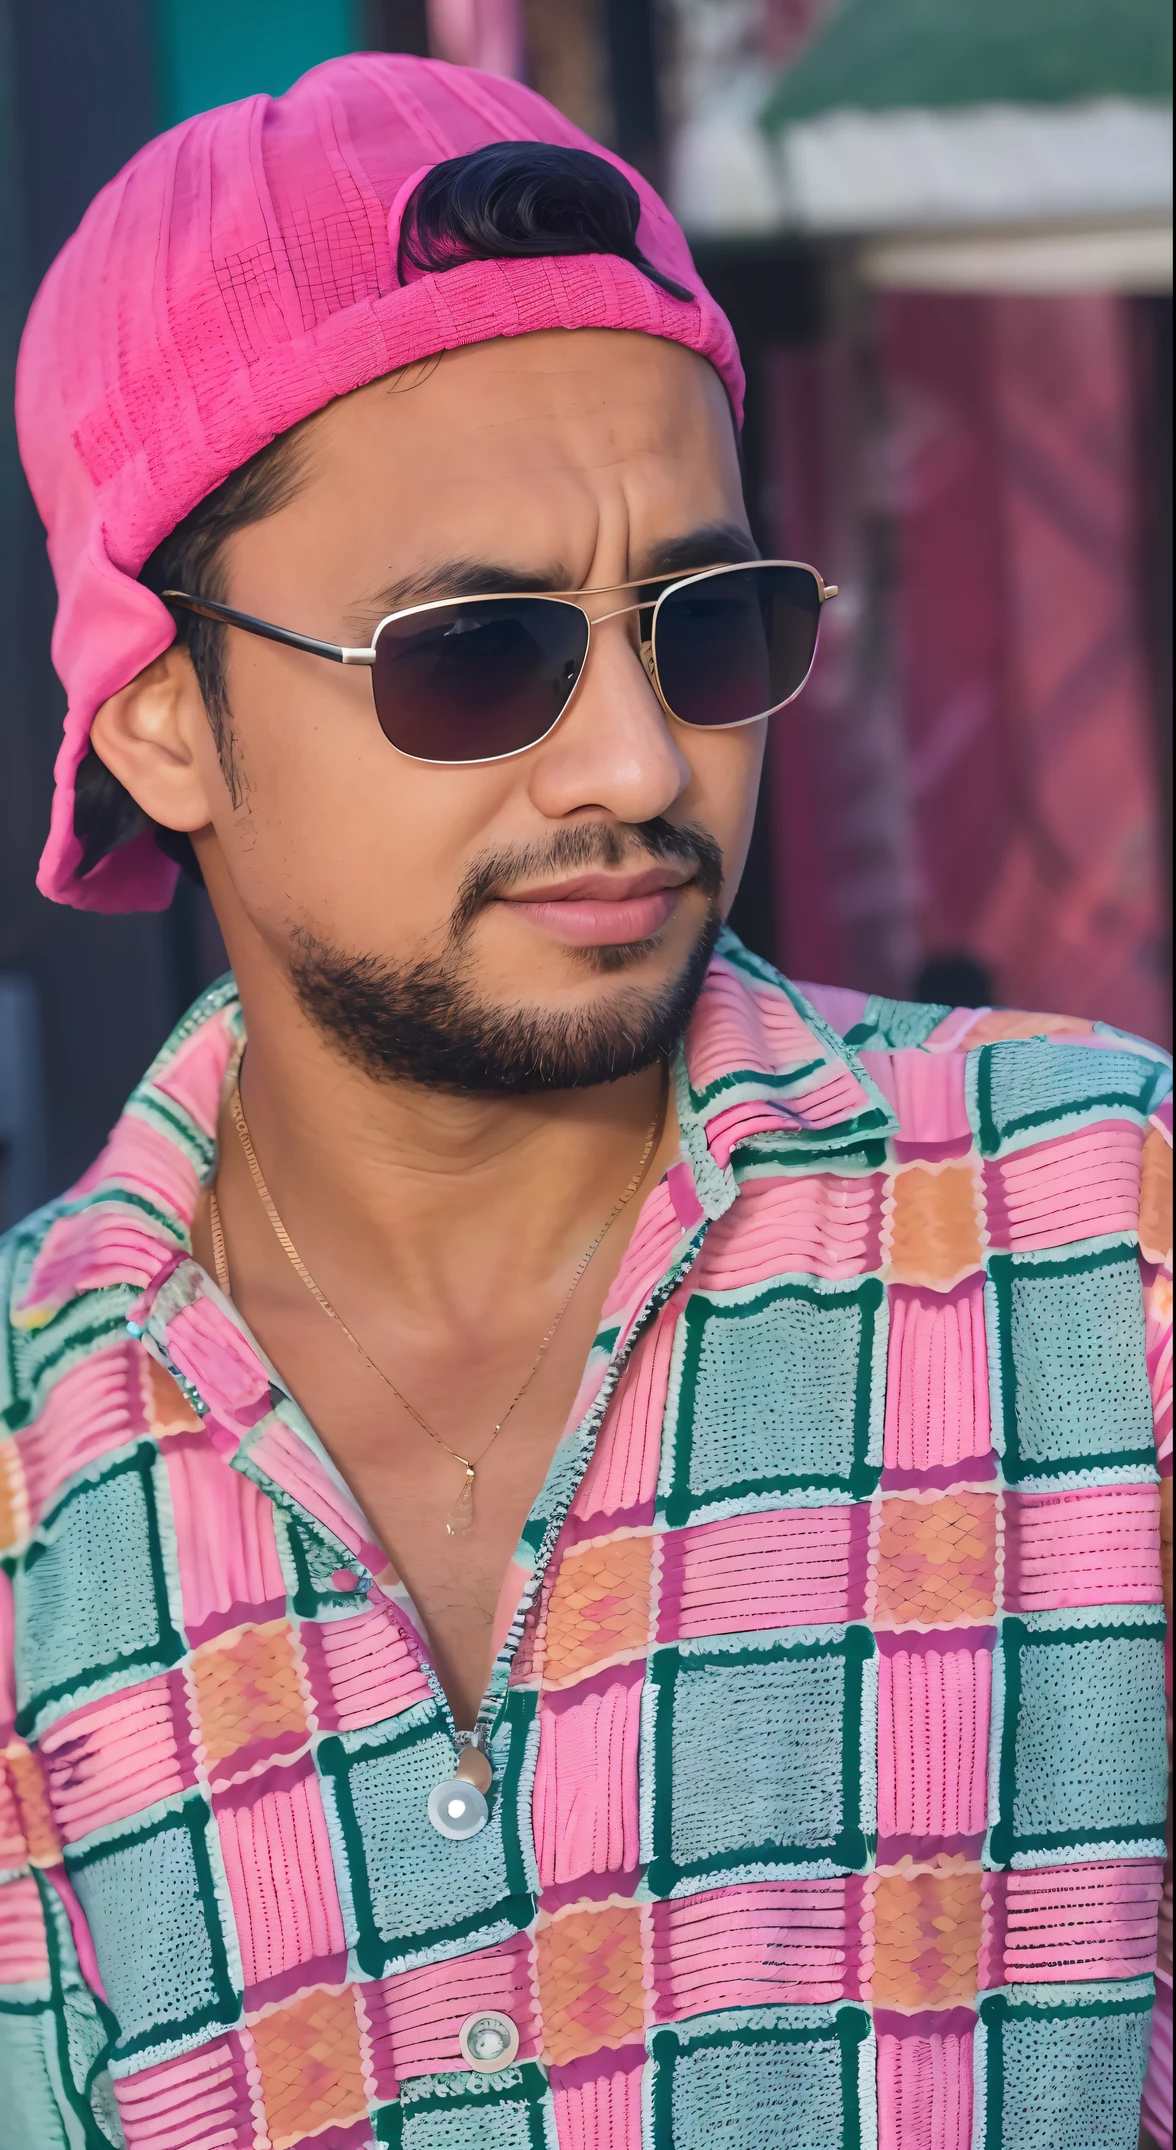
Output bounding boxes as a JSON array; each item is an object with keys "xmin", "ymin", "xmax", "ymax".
[
  {"xmin": 346, "ymin": 559, "xmax": 569, "ymax": 638},
  {"xmin": 633, "ymin": 522, "xmax": 760, "ymax": 582},
  {"xmin": 345, "ymin": 522, "xmax": 758, "ymax": 637}
]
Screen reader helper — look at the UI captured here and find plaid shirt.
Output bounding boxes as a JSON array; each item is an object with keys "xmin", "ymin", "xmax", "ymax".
[{"xmin": 1, "ymin": 931, "xmax": 1171, "ymax": 2150}]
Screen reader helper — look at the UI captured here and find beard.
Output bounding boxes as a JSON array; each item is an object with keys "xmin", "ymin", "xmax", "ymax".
[{"xmin": 289, "ymin": 818, "xmax": 724, "ymax": 1095}]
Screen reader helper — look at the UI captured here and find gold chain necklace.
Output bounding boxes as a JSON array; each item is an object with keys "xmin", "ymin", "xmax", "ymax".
[{"xmin": 209, "ymin": 1078, "xmax": 662, "ymax": 1535}]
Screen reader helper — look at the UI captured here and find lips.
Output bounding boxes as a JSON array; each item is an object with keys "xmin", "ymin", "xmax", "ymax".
[{"xmin": 499, "ymin": 863, "xmax": 694, "ymax": 947}]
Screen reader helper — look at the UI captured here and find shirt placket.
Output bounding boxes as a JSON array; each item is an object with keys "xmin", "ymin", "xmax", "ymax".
[{"xmin": 134, "ymin": 1182, "xmax": 714, "ymax": 1951}]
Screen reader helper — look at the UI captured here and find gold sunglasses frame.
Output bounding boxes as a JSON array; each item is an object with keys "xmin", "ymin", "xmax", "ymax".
[{"xmin": 164, "ymin": 559, "xmax": 837, "ymax": 768}]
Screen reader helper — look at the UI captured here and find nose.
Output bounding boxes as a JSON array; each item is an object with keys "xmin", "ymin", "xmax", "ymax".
[{"xmin": 525, "ymin": 610, "xmax": 693, "ymax": 826}]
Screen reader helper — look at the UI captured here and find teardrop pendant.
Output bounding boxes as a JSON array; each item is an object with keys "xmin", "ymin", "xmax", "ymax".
[{"xmin": 446, "ymin": 1464, "xmax": 476, "ymax": 1536}]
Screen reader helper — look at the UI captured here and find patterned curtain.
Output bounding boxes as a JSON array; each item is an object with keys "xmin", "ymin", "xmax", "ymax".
[
  {"xmin": 764, "ymin": 292, "xmax": 1169, "ymax": 1044},
  {"xmin": 426, "ymin": 0, "xmax": 523, "ymax": 77}
]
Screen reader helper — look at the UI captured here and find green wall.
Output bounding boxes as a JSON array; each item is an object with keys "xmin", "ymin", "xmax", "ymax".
[{"xmin": 156, "ymin": 0, "xmax": 363, "ymax": 125}]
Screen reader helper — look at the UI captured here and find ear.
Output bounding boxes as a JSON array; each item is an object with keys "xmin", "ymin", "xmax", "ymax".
[{"xmin": 89, "ymin": 643, "xmax": 226, "ymax": 834}]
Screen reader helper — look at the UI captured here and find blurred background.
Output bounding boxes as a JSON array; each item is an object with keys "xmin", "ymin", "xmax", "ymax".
[{"xmin": 0, "ymin": 0, "xmax": 1171, "ymax": 1222}]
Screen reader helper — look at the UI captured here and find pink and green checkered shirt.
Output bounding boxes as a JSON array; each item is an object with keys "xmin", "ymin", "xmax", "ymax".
[{"xmin": 1, "ymin": 932, "xmax": 1171, "ymax": 2150}]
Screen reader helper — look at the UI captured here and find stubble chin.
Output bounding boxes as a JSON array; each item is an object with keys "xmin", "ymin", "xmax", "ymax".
[
  {"xmin": 287, "ymin": 905, "xmax": 721, "ymax": 1095},
  {"xmin": 287, "ymin": 815, "xmax": 726, "ymax": 1093}
]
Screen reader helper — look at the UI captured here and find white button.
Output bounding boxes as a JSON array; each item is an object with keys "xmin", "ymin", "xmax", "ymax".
[
  {"xmin": 459, "ymin": 2010, "xmax": 519, "ymax": 2072},
  {"xmin": 427, "ymin": 1776, "xmax": 488, "ymax": 1839}
]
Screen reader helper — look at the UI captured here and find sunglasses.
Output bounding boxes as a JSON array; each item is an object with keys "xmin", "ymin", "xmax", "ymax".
[{"xmin": 163, "ymin": 559, "xmax": 837, "ymax": 767}]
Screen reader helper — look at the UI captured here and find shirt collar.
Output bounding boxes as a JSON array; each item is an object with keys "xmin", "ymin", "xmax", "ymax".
[
  {"xmin": 12, "ymin": 934, "xmax": 896, "ymax": 1331},
  {"xmin": 674, "ymin": 928, "xmax": 897, "ymax": 1219}
]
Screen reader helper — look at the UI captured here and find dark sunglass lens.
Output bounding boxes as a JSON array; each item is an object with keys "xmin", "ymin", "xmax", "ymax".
[
  {"xmin": 653, "ymin": 564, "xmax": 821, "ymax": 728},
  {"xmin": 371, "ymin": 599, "xmax": 588, "ymax": 760}
]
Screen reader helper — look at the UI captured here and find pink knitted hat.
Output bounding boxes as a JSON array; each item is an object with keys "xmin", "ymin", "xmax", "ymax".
[{"xmin": 16, "ymin": 54, "xmax": 742, "ymax": 913}]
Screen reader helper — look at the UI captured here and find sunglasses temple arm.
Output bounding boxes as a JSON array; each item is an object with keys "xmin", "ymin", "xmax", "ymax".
[{"xmin": 161, "ymin": 589, "xmax": 373, "ymax": 667}]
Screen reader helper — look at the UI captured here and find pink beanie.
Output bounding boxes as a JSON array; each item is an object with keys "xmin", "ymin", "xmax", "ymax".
[{"xmin": 16, "ymin": 54, "xmax": 743, "ymax": 913}]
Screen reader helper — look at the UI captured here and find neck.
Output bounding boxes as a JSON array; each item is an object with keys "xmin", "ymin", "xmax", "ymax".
[{"xmin": 218, "ymin": 934, "xmax": 674, "ymax": 1315}]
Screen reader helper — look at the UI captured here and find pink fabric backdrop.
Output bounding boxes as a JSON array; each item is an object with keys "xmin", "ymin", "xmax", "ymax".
[
  {"xmin": 765, "ymin": 293, "xmax": 1169, "ymax": 1045},
  {"xmin": 426, "ymin": 0, "xmax": 524, "ymax": 78}
]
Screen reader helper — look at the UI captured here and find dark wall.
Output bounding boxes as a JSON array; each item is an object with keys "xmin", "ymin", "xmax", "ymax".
[
  {"xmin": 0, "ymin": 1, "xmax": 180, "ymax": 1205},
  {"xmin": 690, "ymin": 240, "xmax": 827, "ymax": 969}
]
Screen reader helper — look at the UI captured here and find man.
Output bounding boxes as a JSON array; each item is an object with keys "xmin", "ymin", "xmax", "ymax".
[{"xmin": 2, "ymin": 55, "xmax": 1170, "ymax": 2150}]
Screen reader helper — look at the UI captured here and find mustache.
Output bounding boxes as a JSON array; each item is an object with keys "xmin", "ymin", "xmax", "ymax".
[{"xmin": 450, "ymin": 818, "xmax": 725, "ymax": 941}]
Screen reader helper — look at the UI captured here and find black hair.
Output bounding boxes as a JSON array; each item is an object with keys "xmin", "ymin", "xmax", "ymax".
[
  {"xmin": 74, "ymin": 141, "xmax": 692, "ymax": 889},
  {"xmin": 397, "ymin": 142, "xmax": 692, "ymax": 301}
]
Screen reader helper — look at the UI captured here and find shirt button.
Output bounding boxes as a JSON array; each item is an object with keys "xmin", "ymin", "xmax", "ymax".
[
  {"xmin": 329, "ymin": 1568, "xmax": 360, "ymax": 1592},
  {"xmin": 459, "ymin": 2010, "xmax": 519, "ymax": 2072},
  {"xmin": 427, "ymin": 1777, "xmax": 489, "ymax": 1839}
]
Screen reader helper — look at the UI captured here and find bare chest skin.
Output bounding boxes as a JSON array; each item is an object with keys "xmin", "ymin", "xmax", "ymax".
[
  {"xmin": 247, "ymin": 1276, "xmax": 609, "ymax": 1730},
  {"xmin": 191, "ymin": 1131, "xmax": 673, "ymax": 1729}
]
